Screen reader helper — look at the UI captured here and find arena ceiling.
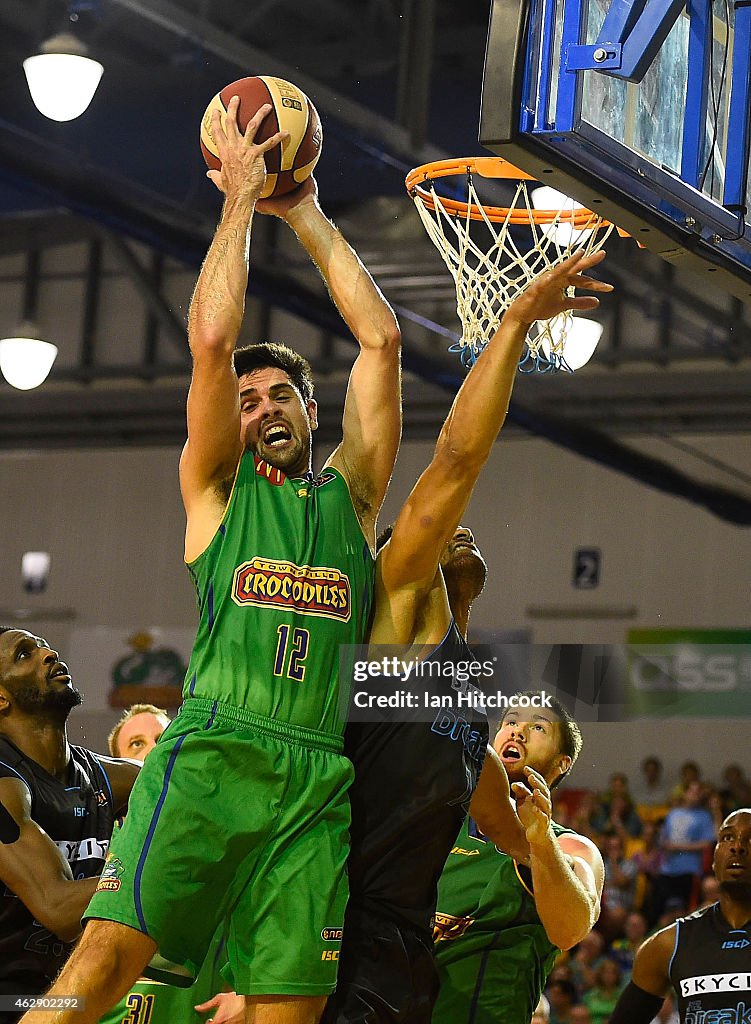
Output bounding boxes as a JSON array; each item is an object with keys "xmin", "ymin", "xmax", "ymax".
[{"xmin": 1, "ymin": 0, "xmax": 751, "ymax": 521}]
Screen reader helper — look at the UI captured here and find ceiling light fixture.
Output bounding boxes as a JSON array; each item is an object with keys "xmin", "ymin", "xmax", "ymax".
[
  {"xmin": 23, "ymin": 31, "xmax": 103, "ymax": 122},
  {"xmin": 0, "ymin": 322, "xmax": 58, "ymax": 390}
]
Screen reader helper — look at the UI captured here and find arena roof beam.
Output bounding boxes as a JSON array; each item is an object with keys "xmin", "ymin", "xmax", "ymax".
[{"xmin": 109, "ymin": 0, "xmax": 450, "ymax": 165}]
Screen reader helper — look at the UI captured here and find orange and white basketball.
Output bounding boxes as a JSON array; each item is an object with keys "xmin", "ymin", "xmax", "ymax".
[{"xmin": 200, "ymin": 75, "xmax": 322, "ymax": 198}]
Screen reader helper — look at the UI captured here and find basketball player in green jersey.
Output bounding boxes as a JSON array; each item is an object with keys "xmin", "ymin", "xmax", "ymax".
[
  {"xmin": 100, "ymin": 705, "xmax": 229, "ymax": 1024},
  {"xmin": 23, "ymin": 100, "xmax": 400, "ymax": 1024},
  {"xmin": 432, "ymin": 698, "xmax": 604, "ymax": 1024}
]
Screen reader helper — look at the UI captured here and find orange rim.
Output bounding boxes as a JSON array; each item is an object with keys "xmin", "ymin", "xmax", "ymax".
[{"xmin": 405, "ymin": 156, "xmax": 610, "ymax": 227}]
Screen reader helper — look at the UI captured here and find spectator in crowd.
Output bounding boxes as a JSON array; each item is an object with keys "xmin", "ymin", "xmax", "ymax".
[
  {"xmin": 591, "ymin": 792, "xmax": 642, "ymax": 845},
  {"xmin": 600, "ymin": 835, "xmax": 638, "ymax": 939},
  {"xmin": 568, "ymin": 930, "xmax": 605, "ymax": 994},
  {"xmin": 707, "ymin": 788, "xmax": 726, "ymax": 833},
  {"xmin": 582, "ymin": 958, "xmax": 624, "ymax": 1024},
  {"xmin": 697, "ymin": 873, "xmax": 721, "ymax": 908},
  {"xmin": 669, "ymin": 761, "xmax": 702, "ymax": 804},
  {"xmin": 719, "ymin": 763, "xmax": 751, "ymax": 813},
  {"xmin": 630, "ymin": 757, "xmax": 670, "ymax": 823},
  {"xmin": 628, "ymin": 820, "xmax": 662, "ymax": 912},
  {"xmin": 569, "ymin": 1006, "xmax": 593, "ymax": 1024},
  {"xmin": 610, "ymin": 911, "xmax": 648, "ymax": 979},
  {"xmin": 570, "ymin": 791, "xmax": 602, "ymax": 844},
  {"xmin": 648, "ymin": 780, "xmax": 715, "ymax": 923},
  {"xmin": 107, "ymin": 703, "xmax": 170, "ymax": 762},
  {"xmin": 547, "ymin": 979, "xmax": 579, "ymax": 1024}
]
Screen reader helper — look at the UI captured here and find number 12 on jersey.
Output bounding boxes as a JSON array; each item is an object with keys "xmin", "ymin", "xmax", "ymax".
[{"xmin": 274, "ymin": 625, "xmax": 310, "ymax": 681}]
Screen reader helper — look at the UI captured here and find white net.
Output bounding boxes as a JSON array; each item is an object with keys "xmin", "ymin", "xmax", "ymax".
[{"xmin": 410, "ymin": 174, "xmax": 615, "ymax": 372}]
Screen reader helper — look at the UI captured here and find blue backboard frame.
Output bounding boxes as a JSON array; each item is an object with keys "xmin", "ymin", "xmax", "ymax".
[{"xmin": 479, "ymin": 0, "xmax": 751, "ymax": 301}]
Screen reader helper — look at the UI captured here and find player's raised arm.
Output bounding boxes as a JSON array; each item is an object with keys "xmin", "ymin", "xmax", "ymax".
[
  {"xmin": 380, "ymin": 250, "xmax": 613, "ymax": 598},
  {"xmin": 256, "ymin": 179, "xmax": 402, "ymax": 537},
  {"xmin": 511, "ymin": 768, "xmax": 604, "ymax": 949},
  {"xmin": 0, "ymin": 779, "xmax": 97, "ymax": 942},
  {"xmin": 180, "ymin": 98, "xmax": 289, "ymax": 517}
]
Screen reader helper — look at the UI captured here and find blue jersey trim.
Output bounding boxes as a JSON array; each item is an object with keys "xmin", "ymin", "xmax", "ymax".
[
  {"xmin": 98, "ymin": 762, "xmax": 114, "ymax": 808},
  {"xmin": 134, "ymin": 733, "xmax": 188, "ymax": 932},
  {"xmin": 668, "ymin": 920, "xmax": 681, "ymax": 977},
  {"xmin": 0, "ymin": 760, "xmax": 33, "ymax": 800}
]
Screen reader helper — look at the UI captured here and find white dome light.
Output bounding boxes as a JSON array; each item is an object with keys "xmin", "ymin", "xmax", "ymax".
[
  {"xmin": 0, "ymin": 329, "xmax": 58, "ymax": 390},
  {"xmin": 531, "ymin": 185, "xmax": 595, "ymax": 246},
  {"xmin": 542, "ymin": 316, "xmax": 604, "ymax": 370},
  {"xmin": 23, "ymin": 33, "xmax": 103, "ymax": 122}
]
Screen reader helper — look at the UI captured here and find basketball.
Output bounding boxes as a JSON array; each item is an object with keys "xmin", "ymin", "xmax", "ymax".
[{"xmin": 200, "ymin": 75, "xmax": 323, "ymax": 198}]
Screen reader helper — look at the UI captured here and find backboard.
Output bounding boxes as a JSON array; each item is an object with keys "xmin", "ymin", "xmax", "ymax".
[{"xmin": 480, "ymin": 0, "xmax": 751, "ymax": 300}]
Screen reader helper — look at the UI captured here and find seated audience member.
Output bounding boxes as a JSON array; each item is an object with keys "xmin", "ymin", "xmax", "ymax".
[
  {"xmin": 668, "ymin": 761, "xmax": 702, "ymax": 805},
  {"xmin": 568, "ymin": 931, "xmax": 605, "ymax": 995},
  {"xmin": 697, "ymin": 872, "xmax": 721, "ymax": 908},
  {"xmin": 582, "ymin": 959, "xmax": 624, "ymax": 1024},
  {"xmin": 610, "ymin": 911, "xmax": 648, "ymax": 979},
  {"xmin": 569, "ymin": 1006, "xmax": 593, "ymax": 1024},
  {"xmin": 591, "ymin": 792, "xmax": 643, "ymax": 845},
  {"xmin": 547, "ymin": 979, "xmax": 579, "ymax": 1024},
  {"xmin": 630, "ymin": 756, "xmax": 670, "ymax": 823},
  {"xmin": 719, "ymin": 763, "xmax": 751, "ymax": 813},
  {"xmin": 628, "ymin": 820, "xmax": 662, "ymax": 911},
  {"xmin": 570, "ymin": 790, "xmax": 602, "ymax": 844},
  {"xmin": 600, "ymin": 835, "xmax": 638, "ymax": 939}
]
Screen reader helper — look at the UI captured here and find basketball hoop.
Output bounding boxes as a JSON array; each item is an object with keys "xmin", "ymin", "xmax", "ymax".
[{"xmin": 405, "ymin": 157, "xmax": 626, "ymax": 372}]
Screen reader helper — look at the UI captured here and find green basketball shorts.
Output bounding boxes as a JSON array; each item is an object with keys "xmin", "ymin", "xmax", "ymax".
[{"xmin": 85, "ymin": 698, "xmax": 352, "ymax": 996}]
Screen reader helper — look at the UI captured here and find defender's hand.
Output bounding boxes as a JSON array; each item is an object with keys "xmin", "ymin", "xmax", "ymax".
[{"xmin": 504, "ymin": 249, "xmax": 613, "ymax": 327}]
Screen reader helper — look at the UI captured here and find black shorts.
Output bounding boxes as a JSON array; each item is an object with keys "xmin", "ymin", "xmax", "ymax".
[{"xmin": 322, "ymin": 911, "xmax": 438, "ymax": 1024}]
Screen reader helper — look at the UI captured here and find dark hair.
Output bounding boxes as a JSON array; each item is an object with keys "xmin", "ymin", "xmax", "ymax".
[
  {"xmin": 233, "ymin": 343, "xmax": 314, "ymax": 404},
  {"xmin": 0, "ymin": 627, "xmax": 14, "ymax": 635},
  {"xmin": 548, "ymin": 979, "xmax": 577, "ymax": 1001},
  {"xmin": 499, "ymin": 690, "xmax": 583, "ymax": 787},
  {"xmin": 376, "ymin": 525, "xmax": 393, "ymax": 552}
]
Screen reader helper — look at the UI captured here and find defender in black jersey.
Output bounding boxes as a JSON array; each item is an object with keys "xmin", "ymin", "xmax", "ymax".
[
  {"xmin": 323, "ymin": 251, "xmax": 614, "ymax": 1024},
  {"xmin": 610, "ymin": 808, "xmax": 751, "ymax": 1024},
  {"xmin": 0, "ymin": 628, "xmax": 139, "ymax": 1024}
]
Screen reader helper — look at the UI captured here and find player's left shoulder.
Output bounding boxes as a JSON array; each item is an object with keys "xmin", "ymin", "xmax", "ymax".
[
  {"xmin": 558, "ymin": 830, "xmax": 605, "ymax": 875},
  {"xmin": 89, "ymin": 752, "xmax": 141, "ymax": 814}
]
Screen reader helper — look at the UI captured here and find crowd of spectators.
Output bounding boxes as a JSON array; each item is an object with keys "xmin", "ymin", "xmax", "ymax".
[{"xmin": 534, "ymin": 757, "xmax": 751, "ymax": 1024}]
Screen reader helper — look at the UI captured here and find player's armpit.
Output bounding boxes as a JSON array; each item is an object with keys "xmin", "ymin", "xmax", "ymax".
[{"xmin": 0, "ymin": 778, "xmax": 96, "ymax": 942}]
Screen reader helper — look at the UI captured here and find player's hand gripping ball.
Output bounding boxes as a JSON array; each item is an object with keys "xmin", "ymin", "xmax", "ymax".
[{"xmin": 200, "ymin": 75, "xmax": 322, "ymax": 198}]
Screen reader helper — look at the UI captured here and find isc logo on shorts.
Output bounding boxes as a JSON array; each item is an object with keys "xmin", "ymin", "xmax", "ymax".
[
  {"xmin": 321, "ymin": 950, "xmax": 340, "ymax": 961},
  {"xmin": 321, "ymin": 927, "xmax": 343, "ymax": 942}
]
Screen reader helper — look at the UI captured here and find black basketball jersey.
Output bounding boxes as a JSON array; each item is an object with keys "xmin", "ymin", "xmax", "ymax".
[
  {"xmin": 0, "ymin": 736, "xmax": 115, "ymax": 1000},
  {"xmin": 670, "ymin": 902, "xmax": 751, "ymax": 1023},
  {"xmin": 343, "ymin": 620, "xmax": 489, "ymax": 936}
]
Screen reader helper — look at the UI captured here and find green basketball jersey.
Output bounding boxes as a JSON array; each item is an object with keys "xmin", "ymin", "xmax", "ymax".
[
  {"xmin": 184, "ymin": 455, "xmax": 374, "ymax": 735},
  {"xmin": 433, "ymin": 817, "xmax": 572, "ymax": 1024}
]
